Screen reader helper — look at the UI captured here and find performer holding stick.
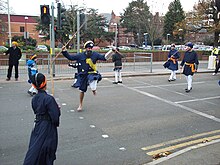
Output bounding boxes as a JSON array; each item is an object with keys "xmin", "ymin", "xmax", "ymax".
[{"xmin": 61, "ymin": 40, "xmax": 113, "ymax": 111}]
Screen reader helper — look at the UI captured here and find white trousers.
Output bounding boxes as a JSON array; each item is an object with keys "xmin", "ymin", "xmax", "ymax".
[
  {"xmin": 114, "ymin": 70, "xmax": 122, "ymax": 82},
  {"xmin": 185, "ymin": 75, "xmax": 193, "ymax": 90},
  {"xmin": 89, "ymin": 80, "xmax": 98, "ymax": 91},
  {"xmin": 169, "ymin": 70, "xmax": 176, "ymax": 80},
  {"xmin": 28, "ymin": 85, "xmax": 37, "ymax": 93}
]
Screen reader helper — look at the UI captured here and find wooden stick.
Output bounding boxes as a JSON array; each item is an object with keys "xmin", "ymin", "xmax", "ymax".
[
  {"xmin": 50, "ymin": 21, "xmax": 86, "ymax": 95},
  {"xmin": 52, "ymin": 21, "xmax": 87, "ymax": 64}
]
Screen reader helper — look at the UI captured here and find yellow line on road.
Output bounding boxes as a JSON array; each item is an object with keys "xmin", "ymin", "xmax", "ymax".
[
  {"xmin": 141, "ymin": 129, "xmax": 220, "ymax": 151},
  {"xmin": 146, "ymin": 135, "xmax": 220, "ymax": 156}
]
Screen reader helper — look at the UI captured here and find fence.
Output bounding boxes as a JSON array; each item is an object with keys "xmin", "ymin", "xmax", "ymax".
[{"xmin": 0, "ymin": 53, "xmax": 154, "ymax": 78}]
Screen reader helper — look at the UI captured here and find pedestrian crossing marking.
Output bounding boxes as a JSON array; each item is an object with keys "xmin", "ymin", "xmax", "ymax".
[{"xmin": 141, "ymin": 129, "xmax": 220, "ymax": 151}]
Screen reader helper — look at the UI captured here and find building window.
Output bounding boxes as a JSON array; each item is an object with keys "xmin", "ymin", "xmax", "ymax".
[{"xmin": 20, "ymin": 26, "xmax": 25, "ymax": 32}]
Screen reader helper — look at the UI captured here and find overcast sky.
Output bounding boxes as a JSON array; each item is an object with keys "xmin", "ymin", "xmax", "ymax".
[{"xmin": 8, "ymin": 0, "xmax": 199, "ymax": 16}]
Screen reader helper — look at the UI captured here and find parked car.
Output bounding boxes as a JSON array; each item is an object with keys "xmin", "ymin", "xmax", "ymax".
[
  {"xmin": 101, "ymin": 46, "xmax": 115, "ymax": 51},
  {"xmin": 35, "ymin": 45, "xmax": 48, "ymax": 52},
  {"xmin": 0, "ymin": 46, "xmax": 8, "ymax": 52},
  {"xmin": 118, "ymin": 46, "xmax": 131, "ymax": 50}
]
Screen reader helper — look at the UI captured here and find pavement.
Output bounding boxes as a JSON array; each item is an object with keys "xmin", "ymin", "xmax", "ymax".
[{"xmin": 1, "ymin": 61, "xmax": 220, "ymax": 165}]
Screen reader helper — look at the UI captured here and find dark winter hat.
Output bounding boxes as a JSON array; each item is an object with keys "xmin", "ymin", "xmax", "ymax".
[
  {"xmin": 84, "ymin": 41, "xmax": 94, "ymax": 49},
  {"xmin": 185, "ymin": 42, "xmax": 193, "ymax": 48},
  {"xmin": 171, "ymin": 43, "xmax": 175, "ymax": 47},
  {"xmin": 32, "ymin": 73, "xmax": 47, "ymax": 90}
]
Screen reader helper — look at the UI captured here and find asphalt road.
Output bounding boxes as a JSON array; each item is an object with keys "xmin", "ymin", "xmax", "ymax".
[{"xmin": 0, "ymin": 73, "xmax": 220, "ymax": 165}]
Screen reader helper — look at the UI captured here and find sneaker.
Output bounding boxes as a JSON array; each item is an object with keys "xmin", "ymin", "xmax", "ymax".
[
  {"xmin": 168, "ymin": 79, "xmax": 176, "ymax": 82},
  {"xmin": 185, "ymin": 89, "xmax": 191, "ymax": 93},
  {"xmin": 185, "ymin": 87, "xmax": 192, "ymax": 91},
  {"xmin": 27, "ymin": 91, "xmax": 33, "ymax": 96},
  {"xmin": 212, "ymin": 73, "xmax": 217, "ymax": 76},
  {"xmin": 6, "ymin": 78, "xmax": 10, "ymax": 81},
  {"xmin": 118, "ymin": 81, "xmax": 122, "ymax": 83},
  {"xmin": 15, "ymin": 78, "xmax": 18, "ymax": 81}
]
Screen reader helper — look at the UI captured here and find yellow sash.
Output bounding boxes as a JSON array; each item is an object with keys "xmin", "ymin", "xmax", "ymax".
[
  {"xmin": 86, "ymin": 58, "xmax": 97, "ymax": 73},
  {"xmin": 185, "ymin": 62, "xmax": 195, "ymax": 72}
]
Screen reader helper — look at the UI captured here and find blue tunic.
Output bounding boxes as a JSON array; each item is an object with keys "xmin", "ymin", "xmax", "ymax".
[
  {"xmin": 62, "ymin": 51, "xmax": 106, "ymax": 92},
  {"xmin": 180, "ymin": 50, "xmax": 199, "ymax": 76},
  {"xmin": 167, "ymin": 49, "xmax": 180, "ymax": 71},
  {"xmin": 23, "ymin": 90, "xmax": 60, "ymax": 165}
]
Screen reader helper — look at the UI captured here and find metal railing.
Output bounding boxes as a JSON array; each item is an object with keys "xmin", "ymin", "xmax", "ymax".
[{"xmin": 0, "ymin": 54, "xmax": 153, "ymax": 78}]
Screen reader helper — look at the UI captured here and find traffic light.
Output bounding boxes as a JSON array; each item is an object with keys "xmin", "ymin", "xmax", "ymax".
[
  {"xmin": 57, "ymin": 3, "xmax": 67, "ymax": 30},
  {"xmin": 40, "ymin": 5, "xmax": 50, "ymax": 25}
]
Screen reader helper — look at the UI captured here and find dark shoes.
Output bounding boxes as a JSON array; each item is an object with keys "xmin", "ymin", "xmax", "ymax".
[
  {"xmin": 6, "ymin": 78, "xmax": 18, "ymax": 81},
  {"xmin": 113, "ymin": 81, "xmax": 122, "ymax": 84},
  {"xmin": 185, "ymin": 87, "xmax": 192, "ymax": 93},
  {"xmin": 168, "ymin": 79, "xmax": 176, "ymax": 82}
]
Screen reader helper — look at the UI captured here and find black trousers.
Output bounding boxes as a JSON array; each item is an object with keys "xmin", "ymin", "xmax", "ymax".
[
  {"xmin": 214, "ymin": 60, "xmax": 220, "ymax": 74},
  {"xmin": 7, "ymin": 63, "xmax": 19, "ymax": 79}
]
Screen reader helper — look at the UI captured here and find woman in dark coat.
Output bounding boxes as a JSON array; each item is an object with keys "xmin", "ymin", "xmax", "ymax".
[
  {"xmin": 180, "ymin": 42, "xmax": 199, "ymax": 93},
  {"xmin": 23, "ymin": 73, "xmax": 61, "ymax": 165}
]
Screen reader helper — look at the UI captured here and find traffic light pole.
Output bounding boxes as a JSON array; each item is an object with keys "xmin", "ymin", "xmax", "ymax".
[{"xmin": 51, "ymin": 2, "xmax": 55, "ymax": 77}]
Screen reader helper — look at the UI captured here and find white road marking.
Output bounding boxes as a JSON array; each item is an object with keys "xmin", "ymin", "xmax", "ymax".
[
  {"xmin": 102, "ymin": 134, "xmax": 109, "ymax": 138},
  {"xmin": 105, "ymin": 78, "xmax": 220, "ymax": 122},
  {"xmin": 89, "ymin": 125, "xmax": 96, "ymax": 128},
  {"xmin": 175, "ymin": 96, "xmax": 220, "ymax": 104},
  {"xmin": 133, "ymin": 81, "xmax": 205, "ymax": 89},
  {"xmin": 123, "ymin": 84, "xmax": 220, "ymax": 123}
]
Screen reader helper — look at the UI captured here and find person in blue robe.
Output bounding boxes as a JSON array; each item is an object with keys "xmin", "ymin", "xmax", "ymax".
[
  {"xmin": 23, "ymin": 73, "xmax": 61, "ymax": 165},
  {"xmin": 61, "ymin": 41, "xmax": 113, "ymax": 111},
  {"xmin": 165, "ymin": 43, "xmax": 180, "ymax": 82},
  {"xmin": 180, "ymin": 42, "xmax": 199, "ymax": 93}
]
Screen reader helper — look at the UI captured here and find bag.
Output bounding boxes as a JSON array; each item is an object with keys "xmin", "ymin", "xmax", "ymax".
[{"xmin": 163, "ymin": 60, "xmax": 170, "ymax": 68}]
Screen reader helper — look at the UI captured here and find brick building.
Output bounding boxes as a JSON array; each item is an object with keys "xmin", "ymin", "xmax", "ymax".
[
  {"xmin": 108, "ymin": 11, "xmax": 134, "ymax": 47},
  {"xmin": 0, "ymin": 12, "xmax": 134, "ymax": 48},
  {"xmin": 0, "ymin": 14, "xmax": 43, "ymax": 46}
]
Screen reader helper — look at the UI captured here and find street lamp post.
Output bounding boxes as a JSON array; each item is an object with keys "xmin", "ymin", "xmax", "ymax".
[
  {"xmin": 166, "ymin": 33, "xmax": 170, "ymax": 44},
  {"xmin": 24, "ymin": 16, "xmax": 28, "ymax": 46},
  {"xmin": 144, "ymin": 33, "xmax": 148, "ymax": 47},
  {"xmin": 113, "ymin": 23, "xmax": 118, "ymax": 47},
  {"xmin": 7, "ymin": 0, "xmax": 12, "ymax": 47}
]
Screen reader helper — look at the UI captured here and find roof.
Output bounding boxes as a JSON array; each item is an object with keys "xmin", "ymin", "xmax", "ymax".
[{"xmin": 0, "ymin": 14, "xmax": 38, "ymax": 23}]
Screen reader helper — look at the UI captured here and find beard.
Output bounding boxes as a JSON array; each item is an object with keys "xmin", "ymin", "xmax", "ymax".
[{"xmin": 86, "ymin": 50, "xmax": 92, "ymax": 57}]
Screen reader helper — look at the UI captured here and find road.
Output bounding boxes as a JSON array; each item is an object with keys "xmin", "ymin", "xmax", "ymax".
[{"xmin": 0, "ymin": 73, "xmax": 220, "ymax": 165}]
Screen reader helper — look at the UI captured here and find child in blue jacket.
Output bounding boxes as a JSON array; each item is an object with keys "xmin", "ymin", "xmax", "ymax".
[{"xmin": 26, "ymin": 54, "xmax": 38, "ymax": 96}]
